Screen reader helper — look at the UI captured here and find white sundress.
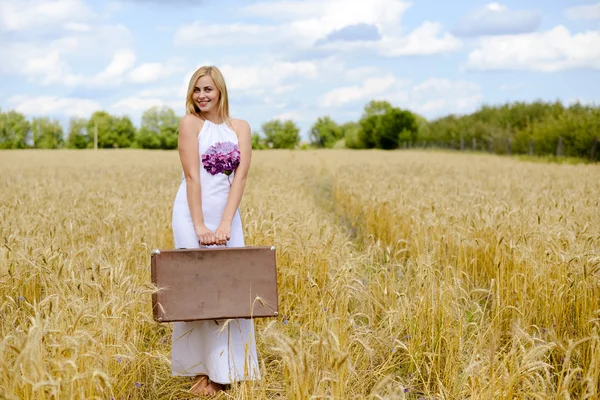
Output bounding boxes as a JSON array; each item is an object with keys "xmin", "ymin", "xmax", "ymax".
[{"xmin": 170, "ymin": 119, "xmax": 261, "ymax": 384}]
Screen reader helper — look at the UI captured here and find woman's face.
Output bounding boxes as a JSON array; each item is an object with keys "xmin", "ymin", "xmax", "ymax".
[{"xmin": 193, "ymin": 74, "xmax": 220, "ymax": 114}]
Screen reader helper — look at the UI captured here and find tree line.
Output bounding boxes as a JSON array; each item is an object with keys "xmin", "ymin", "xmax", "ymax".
[
  {"xmin": 306, "ymin": 100, "xmax": 599, "ymax": 161},
  {"xmin": 0, "ymin": 101, "xmax": 420, "ymax": 151},
  {"xmin": 421, "ymin": 101, "xmax": 600, "ymax": 160},
  {"xmin": 1, "ymin": 100, "xmax": 598, "ymax": 161},
  {"xmin": 0, "ymin": 107, "xmax": 178, "ymax": 150}
]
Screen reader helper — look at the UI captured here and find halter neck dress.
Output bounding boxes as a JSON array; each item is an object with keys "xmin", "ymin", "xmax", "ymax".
[{"xmin": 171, "ymin": 119, "xmax": 261, "ymax": 384}]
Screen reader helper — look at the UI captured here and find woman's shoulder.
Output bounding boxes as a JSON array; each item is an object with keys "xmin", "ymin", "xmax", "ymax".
[
  {"xmin": 179, "ymin": 114, "xmax": 204, "ymax": 135},
  {"xmin": 229, "ymin": 118, "xmax": 250, "ymax": 133},
  {"xmin": 181, "ymin": 113, "xmax": 204, "ymax": 125}
]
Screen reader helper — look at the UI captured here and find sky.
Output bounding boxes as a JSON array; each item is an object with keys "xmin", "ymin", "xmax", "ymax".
[{"xmin": 0, "ymin": 0, "xmax": 599, "ymax": 139}]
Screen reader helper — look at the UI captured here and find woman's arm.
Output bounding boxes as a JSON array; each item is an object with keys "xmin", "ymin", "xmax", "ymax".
[
  {"xmin": 215, "ymin": 119, "xmax": 252, "ymax": 244},
  {"xmin": 178, "ymin": 114, "xmax": 216, "ymax": 245}
]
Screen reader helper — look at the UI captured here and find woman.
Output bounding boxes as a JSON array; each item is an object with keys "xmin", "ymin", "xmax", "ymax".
[{"xmin": 171, "ymin": 65, "xmax": 260, "ymax": 395}]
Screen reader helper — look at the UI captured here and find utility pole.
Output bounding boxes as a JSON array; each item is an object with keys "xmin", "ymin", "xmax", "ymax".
[{"xmin": 33, "ymin": 120, "xmax": 37, "ymax": 148}]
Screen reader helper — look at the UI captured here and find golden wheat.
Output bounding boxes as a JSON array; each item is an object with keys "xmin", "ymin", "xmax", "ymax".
[{"xmin": 0, "ymin": 149, "xmax": 599, "ymax": 399}]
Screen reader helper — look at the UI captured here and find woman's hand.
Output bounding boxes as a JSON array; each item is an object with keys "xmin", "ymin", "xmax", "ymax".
[
  {"xmin": 215, "ymin": 222, "xmax": 231, "ymax": 246},
  {"xmin": 195, "ymin": 224, "xmax": 216, "ymax": 246}
]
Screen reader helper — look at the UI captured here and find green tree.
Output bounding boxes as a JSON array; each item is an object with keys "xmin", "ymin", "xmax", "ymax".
[
  {"xmin": 357, "ymin": 101, "xmax": 418, "ymax": 149},
  {"xmin": 358, "ymin": 100, "xmax": 394, "ymax": 149},
  {"xmin": 362, "ymin": 100, "xmax": 393, "ymax": 118},
  {"xmin": 358, "ymin": 114, "xmax": 379, "ymax": 149},
  {"xmin": 113, "ymin": 116, "xmax": 136, "ymax": 148},
  {"xmin": 424, "ymin": 100, "xmax": 600, "ymax": 159},
  {"xmin": 413, "ymin": 113, "xmax": 432, "ymax": 143},
  {"xmin": 87, "ymin": 111, "xmax": 135, "ymax": 148},
  {"xmin": 135, "ymin": 106, "xmax": 179, "ymax": 149},
  {"xmin": 31, "ymin": 117, "xmax": 64, "ymax": 149},
  {"xmin": 309, "ymin": 116, "xmax": 343, "ymax": 148},
  {"xmin": 262, "ymin": 119, "xmax": 300, "ymax": 149},
  {"xmin": 0, "ymin": 109, "xmax": 31, "ymax": 149},
  {"xmin": 342, "ymin": 121, "xmax": 362, "ymax": 149},
  {"xmin": 87, "ymin": 111, "xmax": 113, "ymax": 148},
  {"xmin": 381, "ymin": 108, "xmax": 418, "ymax": 149},
  {"xmin": 66, "ymin": 117, "xmax": 89, "ymax": 149},
  {"xmin": 251, "ymin": 132, "xmax": 265, "ymax": 150}
]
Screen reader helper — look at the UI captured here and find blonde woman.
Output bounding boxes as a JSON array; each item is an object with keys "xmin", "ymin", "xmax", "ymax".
[{"xmin": 171, "ymin": 66, "xmax": 260, "ymax": 395}]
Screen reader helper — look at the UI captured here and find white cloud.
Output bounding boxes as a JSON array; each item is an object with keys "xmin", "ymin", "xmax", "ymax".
[
  {"xmin": 500, "ymin": 83, "xmax": 525, "ymax": 91},
  {"xmin": 109, "ymin": 86, "xmax": 184, "ymax": 122},
  {"xmin": 406, "ymin": 78, "xmax": 483, "ymax": 115},
  {"xmin": 52, "ymin": 24, "xmax": 133, "ymax": 55},
  {"xmin": 273, "ymin": 84, "xmax": 298, "ymax": 94},
  {"xmin": 127, "ymin": 58, "xmax": 185, "ymax": 84},
  {"xmin": 274, "ymin": 110, "xmax": 304, "ymax": 121},
  {"xmin": 0, "ymin": 23, "xmax": 135, "ymax": 85},
  {"xmin": 344, "ymin": 67, "xmax": 380, "ymax": 81},
  {"xmin": 29, "ymin": 49, "xmax": 136, "ymax": 87},
  {"xmin": 411, "ymin": 78, "xmax": 478, "ymax": 93},
  {"xmin": 110, "ymin": 96, "xmax": 172, "ymax": 114},
  {"xmin": 175, "ymin": 23, "xmax": 281, "ymax": 46},
  {"xmin": 466, "ymin": 26, "xmax": 600, "ymax": 71},
  {"xmin": 241, "ymin": 0, "xmax": 410, "ymax": 35},
  {"xmin": 486, "ymin": 3, "xmax": 507, "ymax": 12},
  {"xmin": 220, "ymin": 61, "xmax": 318, "ymax": 91},
  {"xmin": 0, "ymin": 0, "xmax": 94, "ymax": 32},
  {"xmin": 8, "ymin": 95, "xmax": 101, "ymax": 117},
  {"xmin": 311, "ymin": 21, "xmax": 461, "ymax": 56},
  {"xmin": 21, "ymin": 50, "xmax": 71, "ymax": 81},
  {"xmin": 106, "ymin": 83, "xmax": 186, "ymax": 122},
  {"xmin": 241, "ymin": 0, "xmax": 334, "ymax": 19},
  {"xmin": 0, "ymin": 0, "xmax": 141, "ymax": 88},
  {"xmin": 175, "ymin": 0, "xmax": 460, "ymax": 57},
  {"xmin": 0, "ymin": 37, "xmax": 183, "ymax": 88},
  {"xmin": 565, "ymin": 3, "xmax": 600, "ymax": 20},
  {"xmin": 453, "ymin": 3, "xmax": 541, "ymax": 36},
  {"xmin": 320, "ymin": 75, "xmax": 482, "ymax": 116},
  {"xmin": 63, "ymin": 22, "xmax": 92, "ymax": 32},
  {"xmin": 320, "ymin": 74, "xmax": 402, "ymax": 107},
  {"xmin": 94, "ymin": 50, "xmax": 137, "ymax": 84},
  {"xmin": 137, "ymin": 86, "xmax": 181, "ymax": 98},
  {"xmin": 378, "ymin": 21, "xmax": 462, "ymax": 56}
]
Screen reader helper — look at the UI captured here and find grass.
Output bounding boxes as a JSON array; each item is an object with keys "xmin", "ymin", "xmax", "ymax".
[{"xmin": 1, "ymin": 149, "xmax": 599, "ymax": 399}]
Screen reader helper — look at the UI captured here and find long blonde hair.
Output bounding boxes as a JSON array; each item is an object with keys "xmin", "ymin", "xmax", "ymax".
[{"xmin": 185, "ymin": 66, "xmax": 230, "ymax": 123}]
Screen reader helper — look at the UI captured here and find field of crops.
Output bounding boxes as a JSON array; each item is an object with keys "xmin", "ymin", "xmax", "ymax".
[{"xmin": 1, "ymin": 149, "xmax": 599, "ymax": 399}]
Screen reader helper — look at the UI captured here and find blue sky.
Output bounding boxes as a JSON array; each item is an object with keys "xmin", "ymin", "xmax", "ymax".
[{"xmin": 0, "ymin": 0, "xmax": 599, "ymax": 140}]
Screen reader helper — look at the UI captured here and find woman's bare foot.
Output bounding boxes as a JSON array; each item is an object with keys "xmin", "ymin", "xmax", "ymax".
[
  {"xmin": 190, "ymin": 375, "xmax": 224, "ymax": 396},
  {"xmin": 206, "ymin": 380, "xmax": 225, "ymax": 395},
  {"xmin": 190, "ymin": 375, "xmax": 209, "ymax": 395}
]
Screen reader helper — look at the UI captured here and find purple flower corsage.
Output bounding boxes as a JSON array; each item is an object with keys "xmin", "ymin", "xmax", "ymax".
[{"xmin": 201, "ymin": 141, "xmax": 241, "ymax": 176}]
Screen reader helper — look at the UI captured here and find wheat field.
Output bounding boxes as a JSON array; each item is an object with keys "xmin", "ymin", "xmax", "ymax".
[{"xmin": 1, "ymin": 149, "xmax": 599, "ymax": 399}]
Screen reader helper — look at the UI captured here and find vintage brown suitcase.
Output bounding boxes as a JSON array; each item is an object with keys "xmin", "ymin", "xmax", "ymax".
[{"xmin": 150, "ymin": 246, "xmax": 279, "ymax": 322}]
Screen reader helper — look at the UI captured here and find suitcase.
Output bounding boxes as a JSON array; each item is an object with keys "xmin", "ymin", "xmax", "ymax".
[{"xmin": 150, "ymin": 246, "xmax": 279, "ymax": 322}]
